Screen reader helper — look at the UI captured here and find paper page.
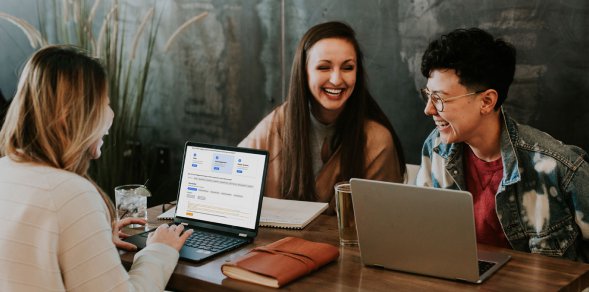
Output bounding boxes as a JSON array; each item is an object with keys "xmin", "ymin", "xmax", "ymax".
[
  {"xmin": 157, "ymin": 206, "xmax": 176, "ymax": 219},
  {"xmin": 260, "ymin": 197, "xmax": 328, "ymax": 227}
]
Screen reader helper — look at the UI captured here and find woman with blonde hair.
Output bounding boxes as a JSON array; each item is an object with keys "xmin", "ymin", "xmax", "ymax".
[{"xmin": 0, "ymin": 45, "xmax": 191, "ymax": 291}]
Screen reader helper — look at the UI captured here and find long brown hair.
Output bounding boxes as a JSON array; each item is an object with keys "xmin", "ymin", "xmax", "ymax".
[
  {"xmin": 0, "ymin": 45, "xmax": 116, "ymax": 227},
  {"xmin": 281, "ymin": 21, "xmax": 406, "ymax": 201}
]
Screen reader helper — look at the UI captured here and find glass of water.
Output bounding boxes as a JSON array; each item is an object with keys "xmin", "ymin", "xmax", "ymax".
[
  {"xmin": 334, "ymin": 181, "xmax": 358, "ymax": 246},
  {"xmin": 114, "ymin": 184, "xmax": 151, "ymax": 228}
]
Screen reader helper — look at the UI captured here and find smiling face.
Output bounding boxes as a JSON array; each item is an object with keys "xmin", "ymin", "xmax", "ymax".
[
  {"xmin": 424, "ymin": 69, "xmax": 485, "ymax": 145},
  {"xmin": 306, "ymin": 38, "xmax": 357, "ymax": 124}
]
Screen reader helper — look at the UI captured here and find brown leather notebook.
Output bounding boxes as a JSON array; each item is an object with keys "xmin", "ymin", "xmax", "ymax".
[{"xmin": 221, "ymin": 237, "xmax": 339, "ymax": 288}]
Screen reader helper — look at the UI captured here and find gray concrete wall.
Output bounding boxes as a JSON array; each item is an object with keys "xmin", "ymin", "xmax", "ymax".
[
  {"xmin": 1, "ymin": 0, "xmax": 588, "ymax": 204},
  {"xmin": 281, "ymin": 0, "xmax": 589, "ymax": 166},
  {"xmin": 0, "ymin": 0, "xmax": 38, "ymax": 99}
]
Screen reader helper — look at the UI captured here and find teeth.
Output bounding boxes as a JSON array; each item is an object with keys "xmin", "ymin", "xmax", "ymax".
[
  {"xmin": 435, "ymin": 121, "xmax": 449, "ymax": 127},
  {"xmin": 324, "ymin": 88, "xmax": 343, "ymax": 95}
]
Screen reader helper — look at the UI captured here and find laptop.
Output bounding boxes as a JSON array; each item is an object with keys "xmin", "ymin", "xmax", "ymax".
[
  {"xmin": 124, "ymin": 142, "xmax": 269, "ymax": 262},
  {"xmin": 349, "ymin": 179, "xmax": 510, "ymax": 284}
]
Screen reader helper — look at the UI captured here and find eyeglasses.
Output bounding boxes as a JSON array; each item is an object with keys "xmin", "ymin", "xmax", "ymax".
[{"xmin": 420, "ymin": 88, "xmax": 486, "ymax": 112}]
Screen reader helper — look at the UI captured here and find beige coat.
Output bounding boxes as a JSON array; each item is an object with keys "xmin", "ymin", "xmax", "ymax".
[{"xmin": 239, "ymin": 104, "xmax": 404, "ymax": 214}]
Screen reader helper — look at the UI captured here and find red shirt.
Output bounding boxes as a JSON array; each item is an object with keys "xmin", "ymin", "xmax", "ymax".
[{"xmin": 464, "ymin": 146, "xmax": 511, "ymax": 248}]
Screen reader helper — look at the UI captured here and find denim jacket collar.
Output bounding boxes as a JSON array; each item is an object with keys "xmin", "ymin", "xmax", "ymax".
[
  {"xmin": 432, "ymin": 108, "xmax": 521, "ymax": 189},
  {"xmin": 499, "ymin": 109, "xmax": 521, "ymax": 187}
]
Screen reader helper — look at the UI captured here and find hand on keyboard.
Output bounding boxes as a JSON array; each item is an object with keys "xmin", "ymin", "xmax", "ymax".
[{"xmin": 147, "ymin": 223, "xmax": 194, "ymax": 251}]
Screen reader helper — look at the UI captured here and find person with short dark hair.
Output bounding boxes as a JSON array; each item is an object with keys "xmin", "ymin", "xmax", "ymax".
[
  {"xmin": 240, "ymin": 21, "xmax": 406, "ymax": 214},
  {"xmin": 416, "ymin": 28, "xmax": 589, "ymax": 262}
]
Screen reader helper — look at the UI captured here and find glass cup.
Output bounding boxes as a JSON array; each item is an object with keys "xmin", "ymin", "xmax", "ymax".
[
  {"xmin": 114, "ymin": 184, "xmax": 150, "ymax": 228},
  {"xmin": 334, "ymin": 181, "xmax": 358, "ymax": 246}
]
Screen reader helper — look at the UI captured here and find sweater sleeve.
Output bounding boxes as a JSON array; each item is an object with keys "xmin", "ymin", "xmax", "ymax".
[
  {"xmin": 54, "ymin": 178, "xmax": 178, "ymax": 292},
  {"xmin": 238, "ymin": 105, "xmax": 285, "ymax": 151},
  {"xmin": 238, "ymin": 112, "xmax": 275, "ymax": 149},
  {"xmin": 363, "ymin": 120, "xmax": 403, "ymax": 183},
  {"xmin": 128, "ymin": 243, "xmax": 179, "ymax": 291}
]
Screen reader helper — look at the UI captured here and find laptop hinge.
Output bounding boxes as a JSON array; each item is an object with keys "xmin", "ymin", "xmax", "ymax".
[{"xmin": 238, "ymin": 233, "xmax": 247, "ymax": 237}]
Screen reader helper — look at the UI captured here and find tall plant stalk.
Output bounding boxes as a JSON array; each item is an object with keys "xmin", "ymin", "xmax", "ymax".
[
  {"xmin": 90, "ymin": 0, "xmax": 161, "ymax": 196},
  {"xmin": 1, "ymin": 0, "xmax": 207, "ymax": 199},
  {"xmin": 34, "ymin": 0, "xmax": 160, "ymax": 196}
]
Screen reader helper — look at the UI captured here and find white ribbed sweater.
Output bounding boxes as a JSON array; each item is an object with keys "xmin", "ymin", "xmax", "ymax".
[{"xmin": 0, "ymin": 157, "xmax": 178, "ymax": 291}]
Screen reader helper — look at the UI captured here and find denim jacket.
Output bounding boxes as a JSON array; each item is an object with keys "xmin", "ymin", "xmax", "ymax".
[{"xmin": 416, "ymin": 110, "xmax": 589, "ymax": 262}]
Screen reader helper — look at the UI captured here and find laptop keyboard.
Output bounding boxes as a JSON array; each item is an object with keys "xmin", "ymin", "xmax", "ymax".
[
  {"xmin": 184, "ymin": 230, "xmax": 246, "ymax": 252},
  {"xmin": 140, "ymin": 229, "xmax": 247, "ymax": 252},
  {"xmin": 478, "ymin": 260, "xmax": 496, "ymax": 275}
]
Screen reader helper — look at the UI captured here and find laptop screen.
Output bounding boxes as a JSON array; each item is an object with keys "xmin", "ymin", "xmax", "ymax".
[{"xmin": 175, "ymin": 143, "xmax": 267, "ymax": 230}]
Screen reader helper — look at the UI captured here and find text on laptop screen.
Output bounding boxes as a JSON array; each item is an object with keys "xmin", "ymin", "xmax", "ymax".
[{"xmin": 176, "ymin": 146, "xmax": 265, "ymax": 229}]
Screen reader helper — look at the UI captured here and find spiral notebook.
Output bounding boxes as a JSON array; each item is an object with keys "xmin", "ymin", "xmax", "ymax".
[
  {"xmin": 259, "ymin": 197, "xmax": 328, "ymax": 229},
  {"xmin": 157, "ymin": 206, "xmax": 177, "ymax": 219},
  {"xmin": 159, "ymin": 197, "xmax": 328, "ymax": 229}
]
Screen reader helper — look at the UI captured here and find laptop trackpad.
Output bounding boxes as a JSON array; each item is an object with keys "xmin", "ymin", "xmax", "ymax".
[
  {"xmin": 123, "ymin": 231, "xmax": 149, "ymax": 249},
  {"xmin": 180, "ymin": 246, "xmax": 211, "ymax": 261}
]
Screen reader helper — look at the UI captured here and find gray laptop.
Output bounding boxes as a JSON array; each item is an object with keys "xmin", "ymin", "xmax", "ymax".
[
  {"xmin": 350, "ymin": 178, "xmax": 510, "ymax": 284},
  {"xmin": 125, "ymin": 142, "xmax": 268, "ymax": 262}
]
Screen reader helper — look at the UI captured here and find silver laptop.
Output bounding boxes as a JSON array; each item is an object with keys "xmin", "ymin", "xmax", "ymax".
[
  {"xmin": 125, "ymin": 142, "xmax": 268, "ymax": 262},
  {"xmin": 350, "ymin": 179, "xmax": 510, "ymax": 284}
]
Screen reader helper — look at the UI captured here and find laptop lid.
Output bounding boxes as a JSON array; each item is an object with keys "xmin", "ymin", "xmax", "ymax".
[
  {"xmin": 350, "ymin": 179, "xmax": 510, "ymax": 284},
  {"xmin": 173, "ymin": 142, "xmax": 269, "ymax": 239}
]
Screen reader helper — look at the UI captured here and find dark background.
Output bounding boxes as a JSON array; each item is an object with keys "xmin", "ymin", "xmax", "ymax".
[{"xmin": 1, "ymin": 0, "xmax": 588, "ymax": 206}]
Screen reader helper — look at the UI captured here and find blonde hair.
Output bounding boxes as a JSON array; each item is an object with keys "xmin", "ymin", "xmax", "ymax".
[{"xmin": 0, "ymin": 45, "xmax": 116, "ymax": 227}]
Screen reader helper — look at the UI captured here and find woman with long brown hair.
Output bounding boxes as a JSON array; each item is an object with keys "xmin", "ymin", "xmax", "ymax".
[
  {"xmin": 239, "ymin": 21, "xmax": 406, "ymax": 214},
  {"xmin": 0, "ymin": 45, "xmax": 191, "ymax": 290}
]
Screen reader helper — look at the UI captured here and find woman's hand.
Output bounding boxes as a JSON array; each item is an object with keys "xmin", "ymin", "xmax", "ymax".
[
  {"xmin": 112, "ymin": 217, "xmax": 147, "ymax": 251},
  {"xmin": 147, "ymin": 223, "xmax": 193, "ymax": 251}
]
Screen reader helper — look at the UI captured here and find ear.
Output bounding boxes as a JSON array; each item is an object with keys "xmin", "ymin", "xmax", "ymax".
[{"xmin": 480, "ymin": 89, "xmax": 498, "ymax": 115}]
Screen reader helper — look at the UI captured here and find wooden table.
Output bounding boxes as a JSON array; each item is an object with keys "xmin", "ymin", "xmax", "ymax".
[{"xmin": 120, "ymin": 206, "xmax": 589, "ymax": 291}]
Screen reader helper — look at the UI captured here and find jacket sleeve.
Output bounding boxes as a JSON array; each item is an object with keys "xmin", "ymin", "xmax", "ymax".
[{"xmin": 569, "ymin": 152, "xmax": 589, "ymax": 241}]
